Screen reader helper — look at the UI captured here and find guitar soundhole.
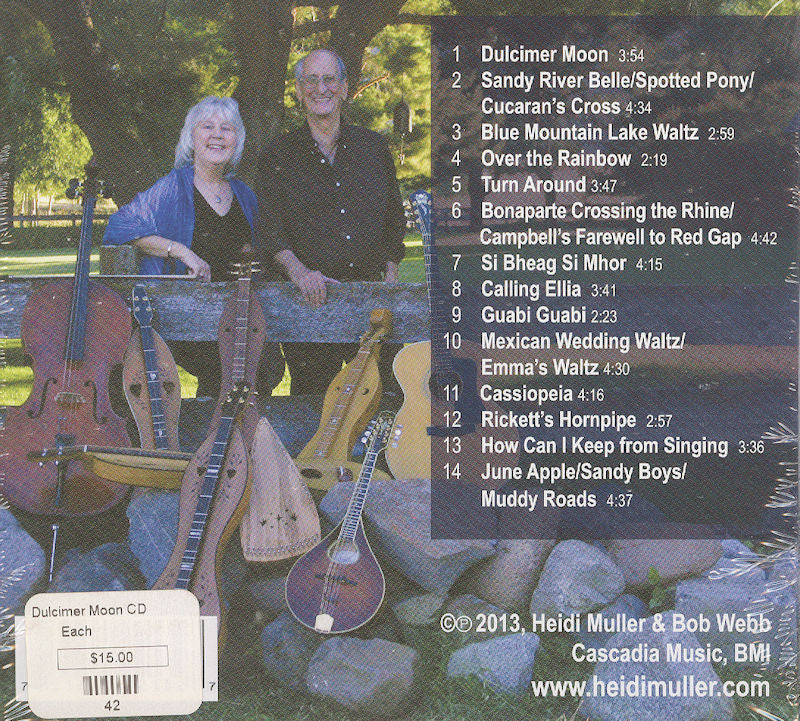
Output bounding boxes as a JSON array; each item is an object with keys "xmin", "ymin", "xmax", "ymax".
[
  {"xmin": 226, "ymin": 468, "xmax": 236, "ymax": 478},
  {"xmin": 327, "ymin": 540, "xmax": 360, "ymax": 565},
  {"xmin": 300, "ymin": 467, "xmax": 322, "ymax": 480},
  {"xmin": 430, "ymin": 372, "xmax": 462, "ymax": 402}
]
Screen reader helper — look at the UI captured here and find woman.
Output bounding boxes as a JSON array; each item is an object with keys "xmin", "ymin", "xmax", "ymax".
[{"xmin": 104, "ymin": 96, "xmax": 283, "ymax": 396}]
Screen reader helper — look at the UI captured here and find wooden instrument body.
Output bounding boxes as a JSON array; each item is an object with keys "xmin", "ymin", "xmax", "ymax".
[
  {"xmin": 386, "ymin": 342, "xmax": 519, "ymax": 488},
  {"xmin": 240, "ymin": 418, "xmax": 320, "ymax": 562},
  {"xmin": 385, "ymin": 189, "xmax": 518, "ymax": 487},
  {"xmin": 296, "ymin": 356, "xmax": 384, "ymax": 492},
  {"xmin": 122, "ymin": 327, "xmax": 181, "ymax": 451},
  {"xmin": 1, "ymin": 280, "xmax": 132, "ymax": 515},
  {"xmin": 152, "ymin": 425, "xmax": 251, "ymax": 645},
  {"xmin": 211, "ymin": 290, "xmax": 265, "ymax": 442},
  {"xmin": 285, "ymin": 521, "xmax": 385, "ymax": 634}
]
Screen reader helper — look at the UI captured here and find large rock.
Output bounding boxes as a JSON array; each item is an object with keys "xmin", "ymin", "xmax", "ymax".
[
  {"xmin": 306, "ymin": 636, "xmax": 419, "ymax": 717},
  {"xmin": 606, "ymin": 537, "xmax": 722, "ymax": 589},
  {"xmin": 361, "ymin": 478, "xmax": 495, "ymax": 594},
  {"xmin": 49, "ymin": 543, "xmax": 145, "ymax": 593},
  {"xmin": 580, "ymin": 612, "xmax": 734, "ymax": 721},
  {"xmin": 447, "ymin": 633, "xmax": 540, "ymax": 697},
  {"xmin": 575, "ymin": 594, "xmax": 649, "ymax": 650},
  {"xmin": 260, "ymin": 611, "xmax": 322, "ymax": 691},
  {"xmin": 318, "ymin": 482, "xmax": 352, "ymax": 527},
  {"xmin": 464, "ymin": 539, "xmax": 555, "ymax": 612},
  {"xmin": 530, "ymin": 541, "xmax": 624, "ymax": 616},
  {"xmin": 445, "ymin": 594, "xmax": 508, "ymax": 645},
  {"xmin": 127, "ymin": 489, "xmax": 247, "ymax": 601},
  {"xmin": 675, "ymin": 571, "xmax": 792, "ymax": 668},
  {"xmin": 391, "ymin": 592, "xmax": 447, "ymax": 627},
  {"xmin": 0, "ymin": 508, "xmax": 46, "ymax": 612}
]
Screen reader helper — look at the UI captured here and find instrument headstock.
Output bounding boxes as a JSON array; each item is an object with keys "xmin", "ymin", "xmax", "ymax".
[
  {"xmin": 409, "ymin": 189, "xmax": 431, "ymax": 237},
  {"xmin": 66, "ymin": 159, "xmax": 114, "ymax": 202},
  {"xmin": 364, "ymin": 308, "xmax": 393, "ymax": 341},
  {"xmin": 131, "ymin": 284, "xmax": 154, "ymax": 326},
  {"xmin": 366, "ymin": 411, "xmax": 395, "ymax": 454},
  {"xmin": 230, "ymin": 244, "xmax": 260, "ymax": 279},
  {"xmin": 222, "ymin": 382, "xmax": 251, "ymax": 418}
]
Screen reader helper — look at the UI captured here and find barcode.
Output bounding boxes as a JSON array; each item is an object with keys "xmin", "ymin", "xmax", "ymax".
[{"xmin": 81, "ymin": 674, "xmax": 139, "ymax": 696}]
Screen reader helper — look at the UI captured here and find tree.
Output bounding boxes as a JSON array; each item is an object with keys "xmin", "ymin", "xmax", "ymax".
[{"xmin": 0, "ymin": 1, "xmax": 422, "ymax": 203}]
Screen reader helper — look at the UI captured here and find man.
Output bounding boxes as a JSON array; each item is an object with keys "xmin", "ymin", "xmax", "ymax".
[{"xmin": 258, "ymin": 48, "xmax": 406, "ymax": 394}]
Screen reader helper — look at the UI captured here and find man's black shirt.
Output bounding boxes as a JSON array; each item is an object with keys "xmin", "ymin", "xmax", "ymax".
[{"xmin": 257, "ymin": 122, "xmax": 406, "ymax": 280}]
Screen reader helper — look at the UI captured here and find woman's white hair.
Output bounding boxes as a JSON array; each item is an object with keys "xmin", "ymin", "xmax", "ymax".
[{"xmin": 174, "ymin": 96, "xmax": 245, "ymax": 176}]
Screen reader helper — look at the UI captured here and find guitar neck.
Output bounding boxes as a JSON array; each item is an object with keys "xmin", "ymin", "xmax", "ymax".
[{"xmin": 416, "ymin": 194, "xmax": 454, "ymax": 374}]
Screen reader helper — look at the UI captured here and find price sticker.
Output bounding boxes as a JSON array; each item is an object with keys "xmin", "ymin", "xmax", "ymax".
[{"xmin": 22, "ymin": 590, "xmax": 203, "ymax": 718}]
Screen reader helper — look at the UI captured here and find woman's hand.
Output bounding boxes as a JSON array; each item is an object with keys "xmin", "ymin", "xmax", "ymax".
[
  {"xmin": 132, "ymin": 235, "xmax": 211, "ymax": 281},
  {"xmin": 173, "ymin": 244, "xmax": 211, "ymax": 282}
]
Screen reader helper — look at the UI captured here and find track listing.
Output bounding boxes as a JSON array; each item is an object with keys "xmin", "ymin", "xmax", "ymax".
[{"xmin": 427, "ymin": 17, "xmax": 798, "ymax": 540}]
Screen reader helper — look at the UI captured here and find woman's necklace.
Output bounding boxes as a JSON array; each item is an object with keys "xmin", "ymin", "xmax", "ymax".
[{"xmin": 197, "ymin": 175, "xmax": 228, "ymax": 204}]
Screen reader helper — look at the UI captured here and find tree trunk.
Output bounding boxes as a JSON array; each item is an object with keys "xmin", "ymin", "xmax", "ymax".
[
  {"xmin": 12, "ymin": 0, "xmax": 160, "ymax": 204},
  {"xmin": 330, "ymin": 0, "xmax": 406, "ymax": 92},
  {"xmin": 231, "ymin": 0, "xmax": 296, "ymax": 187}
]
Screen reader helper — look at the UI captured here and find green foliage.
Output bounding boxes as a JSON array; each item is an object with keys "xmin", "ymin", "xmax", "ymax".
[
  {"xmin": 646, "ymin": 566, "xmax": 676, "ymax": 611},
  {"xmin": 0, "ymin": 12, "xmax": 90, "ymax": 201}
]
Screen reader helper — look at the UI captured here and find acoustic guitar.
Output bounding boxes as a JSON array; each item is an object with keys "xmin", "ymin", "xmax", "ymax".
[
  {"xmin": 295, "ymin": 309, "xmax": 393, "ymax": 493},
  {"xmin": 385, "ymin": 190, "xmax": 519, "ymax": 486},
  {"xmin": 285, "ymin": 411, "xmax": 394, "ymax": 634}
]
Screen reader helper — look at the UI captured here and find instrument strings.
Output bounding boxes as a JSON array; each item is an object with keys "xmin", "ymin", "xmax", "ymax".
[
  {"xmin": 316, "ymin": 445, "xmax": 378, "ymax": 621},
  {"xmin": 314, "ymin": 335, "xmax": 377, "ymax": 458}
]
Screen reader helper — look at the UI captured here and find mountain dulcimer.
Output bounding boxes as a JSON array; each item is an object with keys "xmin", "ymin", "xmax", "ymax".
[
  {"xmin": 294, "ymin": 308, "xmax": 393, "ymax": 493},
  {"xmin": 123, "ymin": 283, "xmax": 181, "ymax": 452},
  {"xmin": 151, "ymin": 384, "xmax": 251, "ymax": 648}
]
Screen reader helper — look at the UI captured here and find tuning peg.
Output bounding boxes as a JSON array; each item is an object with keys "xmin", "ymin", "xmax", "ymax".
[
  {"xmin": 100, "ymin": 181, "xmax": 115, "ymax": 202},
  {"xmin": 65, "ymin": 178, "xmax": 81, "ymax": 199}
]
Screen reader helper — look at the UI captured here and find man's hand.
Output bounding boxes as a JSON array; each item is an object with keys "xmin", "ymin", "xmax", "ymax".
[
  {"xmin": 275, "ymin": 249, "xmax": 339, "ymax": 307},
  {"xmin": 293, "ymin": 268, "xmax": 341, "ymax": 307},
  {"xmin": 384, "ymin": 261, "xmax": 399, "ymax": 284}
]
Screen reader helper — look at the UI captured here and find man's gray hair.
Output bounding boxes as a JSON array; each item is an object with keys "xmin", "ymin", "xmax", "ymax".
[
  {"xmin": 294, "ymin": 49, "xmax": 347, "ymax": 82},
  {"xmin": 174, "ymin": 96, "xmax": 245, "ymax": 176}
]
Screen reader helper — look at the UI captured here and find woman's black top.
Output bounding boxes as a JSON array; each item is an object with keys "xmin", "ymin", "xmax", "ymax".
[{"xmin": 192, "ymin": 187, "xmax": 252, "ymax": 281}]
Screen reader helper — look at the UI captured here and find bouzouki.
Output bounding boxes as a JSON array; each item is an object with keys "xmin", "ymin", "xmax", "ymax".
[
  {"xmin": 122, "ymin": 284, "xmax": 181, "ymax": 451},
  {"xmin": 385, "ymin": 190, "xmax": 518, "ymax": 486},
  {"xmin": 152, "ymin": 383, "xmax": 251, "ymax": 648},
  {"xmin": 285, "ymin": 411, "xmax": 394, "ymax": 634},
  {"xmin": 295, "ymin": 308, "xmax": 393, "ymax": 493}
]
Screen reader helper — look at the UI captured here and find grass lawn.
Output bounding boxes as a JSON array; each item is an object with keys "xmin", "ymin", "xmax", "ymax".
[
  {"xmin": 0, "ymin": 241, "xmax": 424, "ymax": 405},
  {"xmin": 1, "ymin": 628, "xmax": 793, "ymax": 721}
]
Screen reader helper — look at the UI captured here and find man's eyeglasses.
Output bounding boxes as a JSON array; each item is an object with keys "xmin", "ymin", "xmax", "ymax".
[{"xmin": 300, "ymin": 75, "xmax": 341, "ymax": 89}]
